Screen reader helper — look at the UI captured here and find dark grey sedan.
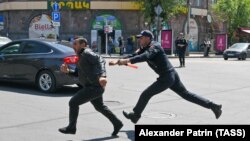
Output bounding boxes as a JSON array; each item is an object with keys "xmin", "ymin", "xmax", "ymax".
[
  {"xmin": 0, "ymin": 39, "xmax": 79, "ymax": 93},
  {"xmin": 223, "ymin": 43, "xmax": 250, "ymax": 60}
]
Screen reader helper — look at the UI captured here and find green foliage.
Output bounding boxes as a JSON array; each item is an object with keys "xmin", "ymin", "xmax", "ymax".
[
  {"xmin": 137, "ymin": 0, "xmax": 187, "ymax": 23},
  {"xmin": 213, "ymin": 0, "xmax": 250, "ymax": 43}
]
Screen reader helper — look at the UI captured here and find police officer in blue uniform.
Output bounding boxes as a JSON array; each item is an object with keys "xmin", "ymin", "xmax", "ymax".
[{"xmin": 113, "ymin": 30, "xmax": 222, "ymax": 124}]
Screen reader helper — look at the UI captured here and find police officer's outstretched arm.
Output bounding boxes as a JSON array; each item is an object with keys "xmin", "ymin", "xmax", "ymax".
[
  {"xmin": 117, "ymin": 46, "xmax": 159, "ymax": 65},
  {"xmin": 129, "ymin": 46, "xmax": 159, "ymax": 64},
  {"xmin": 122, "ymin": 48, "xmax": 142, "ymax": 59}
]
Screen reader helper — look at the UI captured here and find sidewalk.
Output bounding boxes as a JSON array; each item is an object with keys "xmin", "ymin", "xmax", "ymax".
[{"xmin": 101, "ymin": 52, "xmax": 223, "ymax": 59}]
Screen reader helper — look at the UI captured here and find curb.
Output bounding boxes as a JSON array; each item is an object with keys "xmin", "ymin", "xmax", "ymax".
[{"xmin": 101, "ymin": 54, "xmax": 223, "ymax": 59}]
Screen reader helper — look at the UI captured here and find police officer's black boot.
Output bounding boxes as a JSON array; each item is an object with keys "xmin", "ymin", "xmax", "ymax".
[
  {"xmin": 210, "ymin": 103, "xmax": 222, "ymax": 119},
  {"xmin": 123, "ymin": 110, "xmax": 141, "ymax": 124}
]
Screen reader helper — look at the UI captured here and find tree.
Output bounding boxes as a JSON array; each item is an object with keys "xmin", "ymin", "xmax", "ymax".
[
  {"xmin": 212, "ymin": 0, "xmax": 250, "ymax": 43},
  {"xmin": 137, "ymin": 0, "xmax": 187, "ymax": 27}
]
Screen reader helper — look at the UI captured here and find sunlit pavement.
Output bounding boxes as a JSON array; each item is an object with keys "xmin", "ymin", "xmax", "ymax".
[{"xmin": 0, "ymin": 58, "xmax": 250, "ymax": 141}]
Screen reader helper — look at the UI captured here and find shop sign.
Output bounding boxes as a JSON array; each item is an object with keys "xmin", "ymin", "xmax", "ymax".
[{"xmin": 48, "ymin": 0, "xmax": 90, "ymax": 10}]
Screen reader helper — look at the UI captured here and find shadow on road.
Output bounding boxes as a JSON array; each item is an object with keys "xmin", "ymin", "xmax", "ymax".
[
  {"xmin": 83, "ymin": 136, "xmax": 119, "ymax": 141},
  {"xmin": 224, "ymin": 59, "xmax": 250, "ymax": 61},
  {"xmin": 81, "ymin": 130, "xmax": 134, "ymax": 141},
  {"xmin": 0, "ymin": 81, "xmax": 78, "ymax": 97},
  {"xmin": 174, "ymin": 66, "xmax": 185, "ymax": 69},
  {"xmin": 121, "ymin": 130, "xmax": 134, "ymax": 141}
]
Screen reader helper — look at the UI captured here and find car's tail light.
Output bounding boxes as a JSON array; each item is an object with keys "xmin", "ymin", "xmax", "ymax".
[{"xmin": 64, "ymin": 55, "xmax": 79, "ymax": 64}]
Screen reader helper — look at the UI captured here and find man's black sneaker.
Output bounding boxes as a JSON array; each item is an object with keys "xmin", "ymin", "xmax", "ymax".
[{"xmin": 112, "ymin": 121, "xmax": 123, "ymax": 136}]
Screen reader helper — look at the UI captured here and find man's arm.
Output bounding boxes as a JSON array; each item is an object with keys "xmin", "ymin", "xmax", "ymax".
[
  {"xmin": 118, "ymin": 46, "xmax": 159, "ymax": 65},
  {"xmin": 123, "ymin": 48, "xmax": 142, "ymax": 59},
  {"xmin": 60, "ymin": 64, "xmax": 78, "ymax": 77}
]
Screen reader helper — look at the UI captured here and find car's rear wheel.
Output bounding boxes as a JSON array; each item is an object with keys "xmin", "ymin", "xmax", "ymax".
[
  {"xmin": 242, "ymin": 54, "xmax": 247, "ymax": 60},
  {"xmin": 224, "ymin": 57, "xmax": 228, "ymax": 60},
  {"xmin": 37, "ymin": 70, "xmax": 56, "ymax": 93},
  {"xmin": 238, "ymin": 57, "xmax": 242, "ymax": 60}
]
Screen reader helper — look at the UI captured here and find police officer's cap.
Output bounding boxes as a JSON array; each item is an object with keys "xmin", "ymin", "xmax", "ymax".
[{"xmin": 136, "ymin": 30, "xmax": 154, "ymax": 39}]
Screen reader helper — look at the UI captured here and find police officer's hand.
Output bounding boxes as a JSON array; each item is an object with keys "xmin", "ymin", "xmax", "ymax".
[
  {"xmin": 99, "ymin": 77, "xmax": 107, "ymax": 88},
  {"xmin": 60, "ymin": 63, "xmax": 69, "ymax": 74},
  {"xmin": 109, "ymin": 60, "xmax": 118, "ymax": 66},
  {"xmin": 118, "ymin": 59, "xmax": 130, "ymax": 66}
]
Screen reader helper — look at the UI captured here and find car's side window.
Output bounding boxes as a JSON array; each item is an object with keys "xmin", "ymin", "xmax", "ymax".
[
  {"xmin": 22, "ymin": 42, "xmax": 51, "ymax": 54},
  {"xmin": 0, "ymin": 43, "xmax": 21, "ymax": 55},
  {"xmin": 248, "ymin": 45, "xmax": 250, "ymax": 50}
]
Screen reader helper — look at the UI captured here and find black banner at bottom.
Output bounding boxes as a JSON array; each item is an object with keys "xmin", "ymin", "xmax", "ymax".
[{"xmin": 135, "ymin": 125, "xmax": 250, "ymax": 141}]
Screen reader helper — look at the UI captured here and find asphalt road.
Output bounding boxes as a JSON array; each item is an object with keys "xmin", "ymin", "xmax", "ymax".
[{"xmin": 0, "ymin": 58, "xmax": 250, "ymax": 141}]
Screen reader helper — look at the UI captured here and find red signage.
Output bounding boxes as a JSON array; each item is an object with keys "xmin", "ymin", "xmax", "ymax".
[
  {"xmin": 161, "ymin": 30, "xmax": 172, "ymax": 49},
  {"xmin": 215, "ymin": 34, "xmax": 227, "ymax": 52}
]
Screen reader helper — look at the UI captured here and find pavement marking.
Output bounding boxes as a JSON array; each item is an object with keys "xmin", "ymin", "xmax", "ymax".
[{"xmin": 143, "ymin": 112, "xmax": 177, "ymax": 119}]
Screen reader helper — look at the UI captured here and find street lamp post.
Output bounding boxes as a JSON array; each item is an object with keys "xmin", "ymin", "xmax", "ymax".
[
  {"xmin": 154, "ymin": 4, "xmax": 162, "ymax": 42},
  {"xmin": 144, "ymin": 22, "xmax": 148, "ymax": 29},
  {"xmin": 105, "ymin": 20, "xmax": 108, "ymax": 55},
  {"xmin": 187, "ymin": 0, "xmax": 191, "ymax": 36},
  {"xmin": 186, "ymin": 0, "xmax": 191, "ymax": 56}
]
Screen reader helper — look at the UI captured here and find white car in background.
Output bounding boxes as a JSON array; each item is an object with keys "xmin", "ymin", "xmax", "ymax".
[{"xmin": 0, "ymin": 37, "xmax": 11, "ymax": 47}]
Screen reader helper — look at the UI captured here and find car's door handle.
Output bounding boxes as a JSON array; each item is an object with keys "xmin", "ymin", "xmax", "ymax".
[
  {"xmin": 32, "ymin": 59, "xmax": 39, "ymax": 61},
  {"xmin": 0, "ymin": 56, "xmax": 5, "ymax": 61},
  {"xmin": 7, "ymin": 58, "xmax": 14, "ymax": 61}
]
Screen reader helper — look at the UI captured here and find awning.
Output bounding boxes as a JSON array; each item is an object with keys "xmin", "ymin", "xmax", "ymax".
[
  {"xmin": 242, "ymin": 30, "xmax": 250, "ymax": 34},
  {"xmin": 239, "ymin": 28, "xmax": 250, "ymax": 34}
]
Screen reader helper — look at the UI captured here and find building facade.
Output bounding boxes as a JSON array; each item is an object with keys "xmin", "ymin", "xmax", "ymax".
[
  {"xmin": 0, "ymin": 0, "xmax": 225, "ymax": 52},
  {"xmin": 0, "ymin": 0, "xmax": 144, "ymax": 53},
  {"xmin": 170, "ymin": 0, "xmax": 226, "ymax": 52}
]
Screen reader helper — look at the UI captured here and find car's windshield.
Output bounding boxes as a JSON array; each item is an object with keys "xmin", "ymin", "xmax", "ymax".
[{"xmin": 230, "ymin": 43, "xmax": 248, "ymax": 49}]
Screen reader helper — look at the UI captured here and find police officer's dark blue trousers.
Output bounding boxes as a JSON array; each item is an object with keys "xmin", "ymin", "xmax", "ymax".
[
  {"xmin": 178, "ymin": 51, "xmax": 185, "ymax": 66},
  {"xmin": 133, "ymin": 70, "xmax": 213, "ymax": 116},
  {"xmin": 67, "ymin": 86, "xmax": 121, "ymax": 129}
]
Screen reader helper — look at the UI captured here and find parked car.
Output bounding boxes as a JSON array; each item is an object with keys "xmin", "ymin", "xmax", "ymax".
[
  {"xmin": 0, "ymin": 39, "xmax": 79, "ymax": 93},
  {"xmin": 223, "ymin": 43, "xmax": 250, "ymax": 60},
  {"xmin": 0, "ymin": 36, "xmax": 11, "ymax": 47}
]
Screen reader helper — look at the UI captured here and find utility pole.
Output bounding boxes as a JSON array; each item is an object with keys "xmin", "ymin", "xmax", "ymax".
[
  {"xmin": 154, "ymin": 4, "xmax": 162, "ymax": 42},
  {"xmin": 187, "ymin": 0, "xmax": 191, "ymax": 36},
  {"xmin": 186, "ymin": 0, "xmax": 191, "ymax": 56}
]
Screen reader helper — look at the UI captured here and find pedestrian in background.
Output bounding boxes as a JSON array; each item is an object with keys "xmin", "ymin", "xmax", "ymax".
[
  {"xmin": 204, "ymin": 38, "xmax": 211, "ymax": 57},
  {"xmin": 108, "ymin": 36, "xmax": 114, "ymax": 56},
  {"xmin": 127, "ymin": 36, "xmax": 134, "ymax": 54},
  {"xmin": 175, "ymin": 33, "xmax": 188, "ymax": 67},
  {"xmin": 118, "ymin": 36, "xmax": 124, "ymax": 55}
]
